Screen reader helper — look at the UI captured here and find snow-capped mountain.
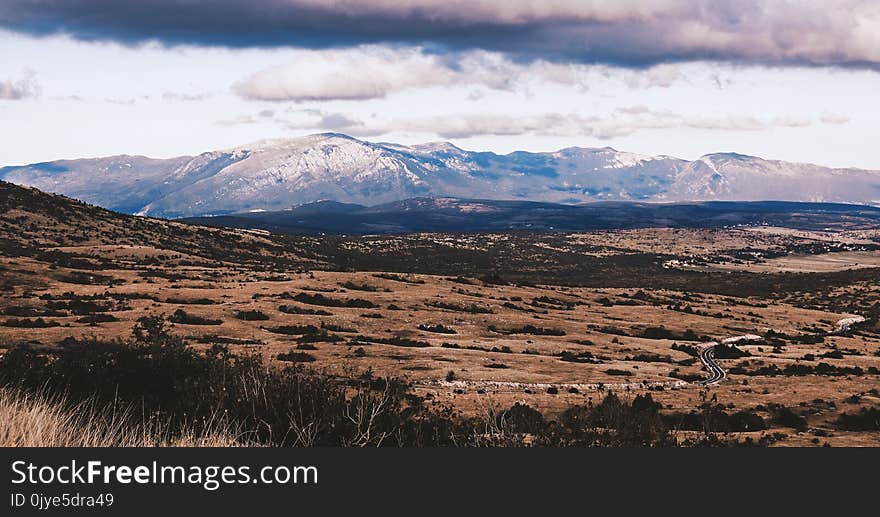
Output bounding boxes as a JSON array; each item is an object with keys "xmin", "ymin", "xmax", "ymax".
[{"xmin": 2, "ymin": 133, "xmax": 879, "ymax": 218}]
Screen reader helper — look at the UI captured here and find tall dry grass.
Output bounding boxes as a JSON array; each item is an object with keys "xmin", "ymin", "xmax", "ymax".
[{"xmin": 0, "ymin": 387, "xmax": 250, "ymax": 447}]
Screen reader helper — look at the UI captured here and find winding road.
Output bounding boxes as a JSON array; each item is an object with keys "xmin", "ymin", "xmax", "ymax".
[
  {"xmin": 697, "ymin": 346, "xmax": 725, "ymax": 386},
  {"xmin": 695, "ymin": 315, "xmax": 866, "ymax": 386}
]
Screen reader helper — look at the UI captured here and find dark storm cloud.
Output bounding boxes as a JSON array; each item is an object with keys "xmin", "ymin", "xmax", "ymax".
[{"xmin": 2, "ymin": 1, "xmax": 879, "ymax": 68}]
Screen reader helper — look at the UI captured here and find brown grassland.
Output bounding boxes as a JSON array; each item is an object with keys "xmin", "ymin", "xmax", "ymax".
[{"xmin": 1, "ymin": 181, "xmax": 879, "ymax": 446}]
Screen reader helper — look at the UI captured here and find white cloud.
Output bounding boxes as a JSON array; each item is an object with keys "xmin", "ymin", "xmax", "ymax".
[
  {"xmin": 261, "ymin": 106, "xmax": 820, "ymax": 141},
  {"xmin": 0, "ymin": 70, "xmax": 39, "ymax": 100},
  {"xmin": 233, "ymin": 47, "xmax": 461, "ymax": 101},
  {"xmin": 234, "ymin": 47, "xmax": 688, "ymax": 102}
]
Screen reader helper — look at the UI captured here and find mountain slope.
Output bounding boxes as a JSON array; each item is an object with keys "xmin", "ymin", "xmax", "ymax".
[{"xmin": 3, "ymin": 133, "xmax": 880, "ymax": 218}]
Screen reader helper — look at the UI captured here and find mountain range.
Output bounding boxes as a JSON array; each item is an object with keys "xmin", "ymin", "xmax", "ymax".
[{"xmin": 2, "ymin": 132, "xmax": 880, "ymax": 218}]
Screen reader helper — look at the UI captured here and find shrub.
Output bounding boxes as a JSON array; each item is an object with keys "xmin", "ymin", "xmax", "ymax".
[
  {"xmin": 372, "ymin": 273, "xmax": 424, "ymax": 284},
  {"xmin": 428, "ymin": 301, "xmax": 493, "ymax": 314},
  {"xmin": 558, "ymin": 351, "xmax": 598, "ymax": 364},
  {"xmin": 292, "ymin": 293, "xmax": 376, "ymax": 309},
  {"xmin": 339, "ymin": 281, "xmax": 380, "ymax": 292},
  {"xmin": 769, "ymin": 404, "xmax": 808, "ymax": 432},
  {"xmin": 277, "ymin": 351, "xmax": 316, "ymax": 363},
  {"xmin": 164, "ymin": 297, "xmax": 216, "ymax": 305},
  {"xmin": 835, "ymin": 407, "xmax": 880, "ymax": 431},
  {"xmin": 234, "ymin": 310, "xmax": 269, "ymax": 321},
  {"xmin": 278, "ymin": 305, "xmax": 332, "ymax": 316},
  {"xmin": 489, "ymin": 324, "xmax": 565, "ymax": 336},
  {"xmin": 2, "ymin": 318, "xmax": 60, "ymax": 328},
  {"xmin": 351, "ymin": 335, "xmax": 430, "ymax": 348},
  {"xmin": 3, "ymin": 305, "xmax": 66, "ymax": 317},
  {"xmin": 418, "ymin": 323, "xmax": 457, "ymax": 334},
  {"xmin": 713, "ymin": 344, "xmax": 750, "ymax": 359},
  {"xmin": 320, "ymin": 321, "xmax": 357, "ymax": 333},
  {"xmin": 297, "ymin": 331, "xmax": 343, "ymax": 344},
  {"xmin": 264, "ymin": 324, "xmax": 321, "ymax": 335},
  {"xmin": 168, "ymin": 309, "xmax": 221, "ymax": 326},
  {"xmin": 501, "ymin": 403, "xmax": 546, "ymax": 433},
  {"xmin": 76, "ymin": 314, "xmax": 119, "ymax": 324}
]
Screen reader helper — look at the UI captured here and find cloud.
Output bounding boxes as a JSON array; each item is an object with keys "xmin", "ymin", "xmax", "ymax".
[
  {"xmin": 820, "ymin": 112, "xmax": 850, "ymax": 125},
  {"xmin": 2, "ymin": 1, "xmax": 880, "ymax": 68},
  {"xmin": 234, "ymin": 47, "xmax": 467, "ymax": 101},
  {"xmin": 162, "ymin": 92, "xmax": 211, "ymax": 102},
  {"xmin": 0, "ymin": 71, "xmax": 40, "ymax": 100},
  {"xmin": 257, "ymin": 106, "xmax": 821, "ymax": 141},
  {"xmin": 234, "ymin": 46, "xmax": 680, "ymax": 102}
]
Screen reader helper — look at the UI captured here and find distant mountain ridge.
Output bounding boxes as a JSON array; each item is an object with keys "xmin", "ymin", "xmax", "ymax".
[{"xmin": 2, "ymin": 132, "xmax": 880, "ymax": 218}]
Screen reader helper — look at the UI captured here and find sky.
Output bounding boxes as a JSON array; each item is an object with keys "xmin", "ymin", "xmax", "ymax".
[{"xmin": 1, "ymin": 1, "xmax": 880, "ymax": 169}]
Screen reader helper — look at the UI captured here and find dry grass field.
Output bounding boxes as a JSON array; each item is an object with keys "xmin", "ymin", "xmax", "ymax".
[{"xmin": 2, "ymin": 181, "xmax": 879, "ymax": 446}]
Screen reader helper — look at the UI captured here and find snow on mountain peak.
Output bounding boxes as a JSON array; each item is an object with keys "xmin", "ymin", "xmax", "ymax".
[{"xmin": 3, "ymin": 132, "xmax": 880, "ymax": 218}]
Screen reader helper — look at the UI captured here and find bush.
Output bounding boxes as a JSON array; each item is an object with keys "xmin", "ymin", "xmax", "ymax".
[
  {"xmin": 278, "ymin": 305, "xmax": 332, "ymax": 316},
  {"xmin": 320, "ymin": 321, "xmax": 357, "ymax": 333},
  {"xmin": 637, "ymin": 327, "xmax": 706, "ymax": 341},
  {"xmin": 164, "ymin": 297, "xmax": 216, "ymax": 305},
  {"xmin": 372, "ymin": 273, "xmax": 424, "ymax": 284},
  {"xmin": 351, "ymin": 335, "xmax": 430, "ymax": 348},
  {"xmin": 548, "ymin": 393, "xmax": 675, "ymax": 447},
  {"xmin": 292, "ymin": 293, "xmax": 376, "ymax": 309},
  {"xmin": 835, "ymin": 407, "xmax": 880, "ymax": 431},
  {"xmin": 489, "ymin": 324, "xmax": 565, "ymax": 336},
  {"xmin": 76, "ymin": 314, "xmax": 119, "ymax": 324},
  {"xmin": 769, "ymin": 404, "xmax": 808, "ymax": 432},
  {"xmin": 418, "ymin": 323, "xmax": 457, "ymax": 334},
  {"xmin": 234, "ymin": 310, "xmax": 269, "ymax": 321},
  {"xmin": 3, "ymin": 305, "xmax": 66, "ymax": 317},
  {"xmin": 168, "ymin": 309, "xmax": 221, "ymax": 326},
  {"xmin": 297, "ymin": 331, "xmax": 343, "ymax": 344},
  {"xmin": 713, "ymin": 344, "xmax": 750, "ymax": 359},
  {"xmin": 264, "ymin": 324, "xmax": 321, "ymax": 335},
  {"xmin": 277, "ymin": 351, "xmax": 316, "ymax": 363},
  {"xmin": 558, "ymin": 351, "xmax": 598, "ymax": 363},
  {"xmin": 501, "ymin": 403, "xmax": 546, "ymax": 433},
  {"xmin": 2, "ymin": 317, "xmax": 60, "ymax": 328},
  {"xmin": 429, "ymin": 301, "xmax": 493, "ymax": 314},
  {"xmin": 339, "ymin": 281, "xmax": 380, "ymax": 292}
]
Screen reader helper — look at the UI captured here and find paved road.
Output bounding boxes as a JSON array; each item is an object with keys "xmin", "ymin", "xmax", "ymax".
[
  {"xmin": 697, "ymin": 345, "xmax": 725, "ymax": 385},
  {"xmin": 695, "ymin": 315, "xmax": 866, "ymax": 387}
]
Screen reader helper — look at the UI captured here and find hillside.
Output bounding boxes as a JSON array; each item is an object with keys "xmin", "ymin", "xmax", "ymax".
[{"xmin": 0, "ymin": 180, "xmax": 317, "ymax": 272}]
